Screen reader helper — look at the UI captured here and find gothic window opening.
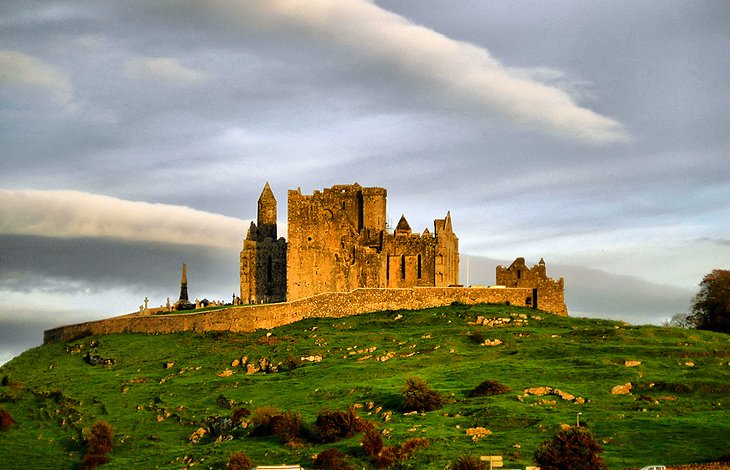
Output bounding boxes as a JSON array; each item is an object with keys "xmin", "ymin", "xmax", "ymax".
[
  {"xmin": 417, "ymin": 254, "xmax": 422, "ymax": 279},
  {"xmin": 401, "ymin": 255, "xmax": 406, "ymax": 279},
  {"xmin": 517, "ymin": 269, "xmax": 521, "ymax": 279}
]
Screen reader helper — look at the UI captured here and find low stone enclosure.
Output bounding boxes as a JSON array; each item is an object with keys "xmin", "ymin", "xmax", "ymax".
[{"xmin": 44, "ymin": 285, "xmax": 567, "ymax": 344}]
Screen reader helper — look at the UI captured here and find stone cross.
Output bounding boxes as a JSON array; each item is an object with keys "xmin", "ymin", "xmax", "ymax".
[{"xmin": 143, "ymin": 297, "xmax": 149, "ymax": 310}]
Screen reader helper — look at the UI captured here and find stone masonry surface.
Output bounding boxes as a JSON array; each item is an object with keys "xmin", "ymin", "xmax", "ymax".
[{"xmin": 44, "ymin": 286, "xmax": 566, "ymax": 344}]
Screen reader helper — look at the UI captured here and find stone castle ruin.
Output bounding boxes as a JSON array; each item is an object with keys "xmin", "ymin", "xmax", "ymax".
[
  {"xmin": 43, "ymin": 182, "xmax": 567, "ymax": 344},
  {"xmin": 241, "ymin": 183, "xmax": 459, "ymax": 304}
]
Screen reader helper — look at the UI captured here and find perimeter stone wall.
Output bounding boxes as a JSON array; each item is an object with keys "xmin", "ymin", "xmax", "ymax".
[{"xmin": 44, "ymin": 286, "xmax": 561, "ymax": 344}]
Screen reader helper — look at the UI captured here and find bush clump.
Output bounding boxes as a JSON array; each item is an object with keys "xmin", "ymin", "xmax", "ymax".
[
  {"xmin": 534, "ymin": 426, "xmax": 606, "ymax": 470},
  {"xmin": 401, "ymin": 377, "xmax": 445, "ymax": 412},
  {"xmin": 362, "ymin": 429, "xmax": 430, "ymax": 468},
  {"xmin": 283, "ymin": 354, "xmax": 303, "ymax": 371},
  {"xmin": 250, "ymin": 406, "xmax": 284, "ymax": 436},
  {"xmin": 468, "ymin": 380, "xmax": 512, "ymax": 397},
  {"xmin": 313, "ymin": 448, "xmax": 353, "ymax": 470},
  {"xmin": 80, "ymin": 420, "xmax": 113, "ymax": 469},
  {"xmin": 0, "ymin": 409, "xmax": 16, "ymax": 431},
  {"xmin": 451, "ymin": 455, "xmax": 487, "ymax": 470},
  {"xmin": 314, "ymin": 407, "xmax": 370, "ymax": 443},
  {"xmin": 226, "ymin": 451, "xmax": 254, "ymax": 470},
  {"xmin": 232, "ymin": 407, "xmax": 251, "ymax": 426},
  {"xmin": 270, "ymin": 411, "xmax": 305, "ymax": 444},
  {"xmin": 468, "ymin": 330, "xmax": 486, "ymax": 344}
]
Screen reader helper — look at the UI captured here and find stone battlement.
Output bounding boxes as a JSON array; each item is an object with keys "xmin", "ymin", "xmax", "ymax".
[{"xmin": 44, "ymin": 286, "xmax": 566, "ymax": 344}]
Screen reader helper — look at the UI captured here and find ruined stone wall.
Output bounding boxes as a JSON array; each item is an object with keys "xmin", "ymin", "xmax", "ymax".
[
  {"xmin": 496, "ymin": 258, "xmax": 567, "ymax": 316},
  {"xmin": 44, "ymin": 286, "xmax": 553, "ymax": 344}
]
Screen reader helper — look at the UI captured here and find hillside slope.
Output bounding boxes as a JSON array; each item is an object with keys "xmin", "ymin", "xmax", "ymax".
[{"xmin": 1, "ymin": 304, "xmax": 729, "ymax": 469}]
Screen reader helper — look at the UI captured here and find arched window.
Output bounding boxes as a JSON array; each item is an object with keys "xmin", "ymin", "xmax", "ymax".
[{"xmin": 401, "ymin": 255, "xmax": 406, "ymax": 279}]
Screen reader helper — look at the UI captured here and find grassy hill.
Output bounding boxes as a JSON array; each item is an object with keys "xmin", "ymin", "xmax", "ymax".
[{"xmin": 1, "ymin": 304, "xmax": 729, "ymax": 469}]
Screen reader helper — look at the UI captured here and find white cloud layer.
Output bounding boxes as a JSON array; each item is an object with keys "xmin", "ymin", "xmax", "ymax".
[
  {"xmin": 0, "ymin": 189, "xmax": 246, "ymax": 248},
  {"xmin": 0, "ymin": 50, "xmax": 72, "ymax": 104},
  {"xmin": 195, "ymin": 0, "xmax": 629, "ymax": 144},
  {"xmin": 124, "ymin": 57, "xmax": 207, "ymax": 85}
]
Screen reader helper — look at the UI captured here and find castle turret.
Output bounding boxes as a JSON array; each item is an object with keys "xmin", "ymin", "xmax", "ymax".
[{"xmin": 257, "ymin": 182, "xmax": 277, "ymax": 240}]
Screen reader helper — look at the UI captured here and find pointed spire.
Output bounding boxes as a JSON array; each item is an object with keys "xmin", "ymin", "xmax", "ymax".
[
  {"xmin": 395, "ymin": 214, "xmax": 412, "ymax": 235},
  {"xmin": 257, "ymin": 182, "xmax": 277, "ymax": 240},
  {"xmin": 444, "ymin": 211, "xmax": 452, "ymax": 231}
]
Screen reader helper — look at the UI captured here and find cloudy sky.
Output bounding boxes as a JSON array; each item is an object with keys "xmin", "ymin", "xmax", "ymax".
[{"xmin": 1, "ymin": 1, "xmax": 729, "ymax": 364}]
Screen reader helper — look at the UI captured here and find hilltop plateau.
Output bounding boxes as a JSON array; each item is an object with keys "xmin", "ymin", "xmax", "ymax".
[{"xmin": 1, "ymin": 304, "xmax": 729, "ymax": 469}]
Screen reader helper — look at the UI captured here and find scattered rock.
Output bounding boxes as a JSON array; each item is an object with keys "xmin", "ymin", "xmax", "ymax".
[
  {"xmin": 524, "ymin": 386, "xmax": 553, "ymax": 396},
  {"xmin": 231, "ymin": 359, "xmax": 240, "ymax": 367},
  {"xmin": 611, "ymin": 383, "xmax": 632, "ymax": 395},
  {"xmin": 189, "ymin": 427, "xmax": 207, "ymax": 444},
  {"xmin": 357, "ymin": 355, "xmax": 372, "ymax": 362},
  {"xmin": 481, "ymin": 339, "xmax": 503, "ymax": 347},
  {"xmin": 83, "ymin": 352, "xmax": 115, "ymax": 366},
  {"xmin": 624, "ymin": 360, "xmax": 641, "ymax": 367},
  {"xmin": 394, "ymin": 314, "xmax": 403, "ymax": 321},
  {"xmin": 163, "ymin": 362, "xmax": 175, "ymax": 369},
  {"xmin": 217, "ymin": 369, "xmax": 233, "ymax": 377},
  {"xmin": 553, "ymin": 389, "xmax": 575, "ymax": 401},
  {"xmin": 382, "ymin": 411, "xmax": 392, "ymax": 422},
  {"xmin": 684, "ymin": 361, "xmax": 695, "ymax": 367},
  {"xmin": 245, "ymin": 364, "xmax": 259, "ymax": 375},
  {"xmin": 575, "ymin": 397, "xmax": 586, "ymax": 404},
  {"xmin": 300, "ymin": 355, "xmax": 322, "ymax": 362},
  {"xmin": 376, "ymin": 352, "xmax": 395, "ymax": 362},
  {"xmin": 466, "ymin": 427, "xmax": 492, "ymax": 442}
]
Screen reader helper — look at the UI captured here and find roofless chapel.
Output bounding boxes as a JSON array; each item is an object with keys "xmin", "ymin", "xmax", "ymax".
[{"xmin": 240, "ymin": 183, "xmax": 460, "ymax": 304}]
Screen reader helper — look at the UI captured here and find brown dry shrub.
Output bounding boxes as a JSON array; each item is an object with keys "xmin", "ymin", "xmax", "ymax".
[
  {"xmin": 534, "ymin": 426, "xmax": 606, "ymax": 470},
  {"xmin": 87, "ymin": 420, "xmax": 113, "ymax": 455},
  {"xmin": 0, "ymin": 409, "xmax": 16, "ymax": 431},
  {"xmin": 314, "ymin": 408, "xmax": 368, "ymax": 443},
  {"xmin": 396, "ymin": 437, "xmax": 430, "ymax": 459},
  {"xmin": 270, "ymin": 411, "xmax": 304, "ymax": 443},
  {"xmin": 362, "ymin": 429, "xmax": 428, "ymax": 468},
  {"xmin": 232, "ymin": 407, "xmax": 250, "ymax": 426},
  {"xmin": 401, "ymin": 377, "xmax": 445, "ymax": 412},
  {"xmin": 451, "ymin": 455, "xmax": 487, "ymax": 470},
  {"xmin": 468, "ymin": 380, "xmax": 512, "ymax": 397},
  {"xmin": 313, "ymin": 448, "xmax": 353, "ymax": 470},
  {"xmin": 362, "ymin": 428, "xmax": 385, "ymax": 457},
  {"xmin": 226, "ymin": 451, "xmax": 254, "ymax": 470}
]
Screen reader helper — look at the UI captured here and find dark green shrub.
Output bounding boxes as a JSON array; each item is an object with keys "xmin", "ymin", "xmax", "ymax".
[
  {"xmin": 468, "ymin": 380, "xmax": 511, "ymax": 397},
  {"xmin": 468, "ymin": 330, "xmax": 486, "ymax": 344},
  {"xmin": 450, "ymin": 455, "xmax": 487, "ymax": 470},
  {"xmin": 283, "ymin": 354, "xmax": 303, "ymax": 371},
  {"xmin": 534, "ymin": 427, "xmax": 606, "ymax": 470},
  {"xmin": 401, "ymin": 377, "xmax": 445, "ymax": 412},
  {"xmin": 0, "ymin": 408, "xmax": 16, "ymax": 431},
  {"xmin": 226, "ymin": 451, "xmax": 254, "ymax": 470},
  {"xmin": 362, "ymin": 429, "xmax": 429, "ymax": 468},
  {"xmin": 250, "ymin": 406, "xmax": 283, "ymax": 436},
  {"xmin": 313, "ymin": 448, "xmax": 353, "ymax": 470}
]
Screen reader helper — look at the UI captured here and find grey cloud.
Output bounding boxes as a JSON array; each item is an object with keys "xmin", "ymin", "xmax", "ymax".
[{"xmin": 0, "ymin": 235, "xmax": 240, "ymax": 298}]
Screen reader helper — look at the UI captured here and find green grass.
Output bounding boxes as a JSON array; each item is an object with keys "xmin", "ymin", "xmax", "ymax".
[{"xmin": 1, "ymin": 304, "xmax": 729, "ymax": 469}]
